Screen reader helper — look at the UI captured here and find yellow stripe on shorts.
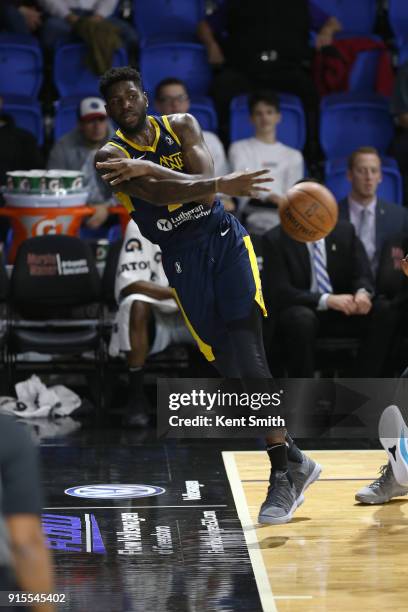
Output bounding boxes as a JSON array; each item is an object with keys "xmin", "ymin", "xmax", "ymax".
[
  {"xmin": 243, "ymin": 235, "xmax": 268, "ymax": 317},
  {"xmin": 172, "ymin": 288, "xmax": 215, "ymax": 362}
]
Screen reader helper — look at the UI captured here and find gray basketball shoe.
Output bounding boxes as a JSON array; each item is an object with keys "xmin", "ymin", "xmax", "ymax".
[
  {"xmin": 288, "ymin": 453, "xmax": 322, "ymax": 506},
  {"xmin": 355, "ymin": 462, "xmax": 408, "ymax": 504},
  {"xmin": 258, "ymin": 470, "xmax": 298, "ymax": 525}
]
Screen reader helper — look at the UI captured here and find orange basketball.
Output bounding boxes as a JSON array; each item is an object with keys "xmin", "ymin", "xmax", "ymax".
[{"xmin": 279, "ymin": 182, "xmax": 338, "ymax": 243}]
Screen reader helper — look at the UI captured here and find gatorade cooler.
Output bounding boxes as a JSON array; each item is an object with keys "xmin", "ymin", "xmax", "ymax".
[{"xmin": 0, "ymin": 191, "xmax": 94, "ymax": 263}]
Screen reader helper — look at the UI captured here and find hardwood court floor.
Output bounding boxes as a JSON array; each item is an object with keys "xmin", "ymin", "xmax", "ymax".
[{"xmin": 223, "ymin": 450, "xmax": 408, "ymax": 612}]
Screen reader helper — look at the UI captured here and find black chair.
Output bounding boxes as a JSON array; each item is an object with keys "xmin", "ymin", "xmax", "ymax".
[{"xmin": 7, "ymin": 235, "xmax": 104, "ymax": 409}]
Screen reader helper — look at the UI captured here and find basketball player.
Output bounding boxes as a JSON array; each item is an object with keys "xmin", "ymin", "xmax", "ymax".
[
  {"xmin": 95, "ymin": 67, "xmax": 321, "ymax": 525},
  {"xmin": 355, "ymin": 256, "xmax": 408, "ymax": 504}
]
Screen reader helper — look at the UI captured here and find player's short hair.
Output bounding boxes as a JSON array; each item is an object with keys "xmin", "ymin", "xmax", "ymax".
[
  {"xmin": 347, "ymin": 146, "xmax": 381, "ymax": 170},
  {"xmin": 155, "ymin": 78, "xmax": 188, "ymax": 100},
  {"xmin": 99, "ymin": 66, "xmax": 143, "ymax": 99},
  {"xmin": 248, "ymin": 90, "xmax": 280, "ymax": 115}
]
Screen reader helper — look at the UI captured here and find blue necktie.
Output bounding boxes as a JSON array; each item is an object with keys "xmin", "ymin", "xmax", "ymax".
[{"xmin": 312, "ymin": 241, "xmax": 333, "ymax": 294}]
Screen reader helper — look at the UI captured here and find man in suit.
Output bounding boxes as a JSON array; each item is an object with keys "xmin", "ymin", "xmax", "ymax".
[
  {"xmin": 338, "ymin": 146, "xmax": 408, "ymax": 277},
  {"xmin": 262, "ymin": 219, "xmax": 397, "ymax": 377}
]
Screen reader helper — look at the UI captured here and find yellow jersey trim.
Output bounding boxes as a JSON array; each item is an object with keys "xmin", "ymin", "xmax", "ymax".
[
  {"xmin": 162, "ymin": 115, "xmax": 181, "ymax": 146},
  {"xmin": 172, "ymin": 288, "xmax": 215, "ymax": 362},
  {"xmin": 243, "ymin": 235, "xmax": 267, "ymax": 317},
  {"xmin": 116, "ymin": 116, "xmax": 160, "ymax": 153},
  {"xmin": 107, "ymin": 141, "xmax": 131, "ymax": 158},
  {"xmin": 116, "ymin": 192, "xmax": 134, "ymax": 213}
]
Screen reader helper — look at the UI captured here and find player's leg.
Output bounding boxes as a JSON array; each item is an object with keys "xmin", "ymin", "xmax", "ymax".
[
  {"xmin": 114, "ymin": 299, "xmax": 154, "ymax": 427},
  {"xmin": 355, "ymin": 403, "xmax": 408, "ymax": 504},
  {"xmin": 220, "ymin": 303, "xmax": 321, "ymax": 523}
]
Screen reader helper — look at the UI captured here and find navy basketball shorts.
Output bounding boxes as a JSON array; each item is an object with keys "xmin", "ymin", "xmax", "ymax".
[{"xmin": 162, "ymin": 213, "xmax": 267, "ymax": 362}]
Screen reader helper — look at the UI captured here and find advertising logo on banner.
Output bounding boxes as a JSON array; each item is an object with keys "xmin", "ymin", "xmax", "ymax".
[{"xmin": 65, "ymin": 484, "xmax": 166, "ymax": 499}]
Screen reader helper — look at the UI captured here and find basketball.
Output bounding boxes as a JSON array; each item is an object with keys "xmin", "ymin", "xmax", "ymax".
[{"xmin": 279, "ymin": 182, "xmax": 338, "ymax": 243}]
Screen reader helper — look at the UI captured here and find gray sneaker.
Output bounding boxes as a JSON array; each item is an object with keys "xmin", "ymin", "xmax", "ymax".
[
  {"xmin": 258, "ymin": 470, "xmax": 297, "ymax": 525},
  {"xmin": 289, "ymin": 453, "xmax": 322, "ymax": 506},
  {"xmin": 355, "ymin": 462, "xmax": 408, "ymax": 504}
]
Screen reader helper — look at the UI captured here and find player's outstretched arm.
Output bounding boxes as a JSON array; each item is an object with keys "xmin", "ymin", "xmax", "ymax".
[
  {"xmin": 97, "ymin": 156, "xmax": 271, "ymax": 206},
  {"xmin": 95, "ymin": 115, "xmax": 272, "ymax": 206}
]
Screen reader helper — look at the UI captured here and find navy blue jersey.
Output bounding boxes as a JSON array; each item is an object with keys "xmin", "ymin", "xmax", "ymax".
[{"xmin": 107, "ymin": 115, "xmax": 225, "ymax": 252}]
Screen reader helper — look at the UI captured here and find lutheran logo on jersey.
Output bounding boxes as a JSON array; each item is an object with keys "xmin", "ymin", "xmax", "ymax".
[{"xmin": 160, "ymin": 152, "xmax": 183, "ymax": 171}]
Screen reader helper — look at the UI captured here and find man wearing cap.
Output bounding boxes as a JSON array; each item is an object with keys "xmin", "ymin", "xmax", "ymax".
[{"xmin": 48, "ymin": 96, "xmax": 116, "ymax": 231}]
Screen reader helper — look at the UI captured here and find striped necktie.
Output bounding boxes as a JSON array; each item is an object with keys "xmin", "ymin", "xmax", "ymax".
[{"xmin": 312, "ymin": 241, "xmax": 333, "ymax": 294}]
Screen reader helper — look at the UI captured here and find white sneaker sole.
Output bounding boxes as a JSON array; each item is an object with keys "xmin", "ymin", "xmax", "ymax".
[
  {"xmin": 296, "ymin": 461, "xmax": 322, "ymax": 506},
  {"xmin": 379, "ymin": 405, "xmax": 408, "ymax": 487},
  {"xmin": 355, "ymin": 489, "xmax": 408, "ymax": 505}
]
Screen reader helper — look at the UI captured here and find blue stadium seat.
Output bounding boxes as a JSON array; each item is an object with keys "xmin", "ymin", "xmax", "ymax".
[
  {"xmin": 320, "ymin": 93, "xmax": 394, "ymax": 159},
  {"xmin": 311, "ymin": 0, "xmax": 377, "ymax": 34},
  {"xmin": 325, "ymin": 156, "xmax": 403, "ymax": 204},
  {"xmin": 229, "ymin": 94, "xmax": 306, "ymax": 150},
  {"xmin": 189, "ymin": 96, "xmax": 218, "ymax": 132},
  {"xmin": 133, "ymin": 0, "xmax": 205, "ymax": 45},
  {"xmin": 140, "ymin": 43, "xmax": 211, "ymax": 97},
  {"xmin": 348, "ymin": 50, "xmax": 381, "ymax": 93},
  {"xmin": 2, "ymin": 95, "xmax": 43, "ymax": 144},
  {"xmin": 54, "ymin": 44, "xmax": 128, "ymax": 97},
  {"xmin": 0, "ymin": 34, "xmax": 43, "ymax": 97},
  {"xmin": 389, "ymin": 0, "xmax": 408, "ymax": 49}
]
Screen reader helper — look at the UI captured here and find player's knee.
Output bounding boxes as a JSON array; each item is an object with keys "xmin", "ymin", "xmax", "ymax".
[{"xmin": 129, "ymin": 301, "xmax": 151, "ymax": 332}]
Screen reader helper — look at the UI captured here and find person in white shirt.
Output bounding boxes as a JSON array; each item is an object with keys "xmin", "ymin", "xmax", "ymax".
[
  {"xmin": 153, "ymin": 77, "xmax": 236, "ymax": 213},
  {"xmin": 37, "ymin": 0, "xmax": 137, "ymax": 50},
  {"xmin": 109, "ymin": 220, "xmax": 192, "ymax": 426},
  {"xmin": 228, "ymin": 90, "xmax": 304, "ymax": 234}
]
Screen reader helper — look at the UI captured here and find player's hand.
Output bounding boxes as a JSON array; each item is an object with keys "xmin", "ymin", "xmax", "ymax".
[
  {"xmin": 85, "ymin": 204, "xmax": 109, "ymax": 229},
  {"xmin": 327, "ymin": 294, "xmax": 357, "ymax": 315},
  {"xmin": 402, "ymin": 254, "xmax": 408, "ymax": 276},
  {"xmin": 218, "ymin": 169, "xmax": 273, "ymax": 197},
  {"xmin": 353, "ymin": 291, "xmax": 372, "ymax": 315},
  {"xmin": 96, "ymin": 159, "xmax": 151, "ymax": 185}
]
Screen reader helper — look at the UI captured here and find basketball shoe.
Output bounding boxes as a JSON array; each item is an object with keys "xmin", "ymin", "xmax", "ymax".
[
  {"xmin": 355, "ymin": 462, "xmax": 408, "ymax": 504},
  {"xmin": 258, "ymin": 470, "xmax": 298, "ymax": 525},
  {"xmin": 379, "ymin": 405, "xmax": 408, "ymax": 487}
]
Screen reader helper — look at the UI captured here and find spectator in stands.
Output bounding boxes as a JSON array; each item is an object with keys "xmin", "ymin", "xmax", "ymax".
[
  {"xmin": 390, "ymin": 63, "xmax": 408, "ymax": 204},
  {"xmin": 228, "ymin": 90, "xmax": 303, "ymax": 233},
  {"xmin": 338, "ymin": 147, "xmax": 408, "ymax": 278},
  {"xmin": 0, "ymin": 97, "xmax": 44, "ymax": 186},
  {"xmin": 0, "ymin": 414, "xmax": 55, "ymax": 612},
  {"xmin": 48, "ymin": 96, "xmax": 116, "ymax": 232},
  {"xmin": 154, "ymin": 77, "xmax": 236, "ymax": 213},
  {"xmin": 37, "ymin": 0, "xmax": 137, "ymax": 54},
  {"xmin": 197, "ymin": 0, "xmax": 342, "ymax": 150},
  {"xmin": 109, "ymin": 220, "xmax": 192, "ymax": 427},
  {"xmin": 0, "ymin": 96, "xmax": 44, "ymax": 240},
  {"xmin": 262, "ymin": 205, "xmax": 399, "ymax": 378},
  {"xmin": 0, "ymin": 1, "xmax": 42, "ymax": 34}
]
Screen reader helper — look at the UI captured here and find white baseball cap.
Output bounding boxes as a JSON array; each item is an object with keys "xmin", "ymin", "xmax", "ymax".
[{"xmin": 79, "ymin": 97, "xmax": 107, "ymax": 121}]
